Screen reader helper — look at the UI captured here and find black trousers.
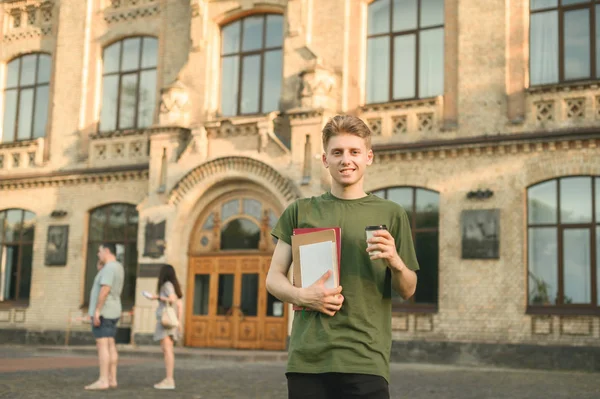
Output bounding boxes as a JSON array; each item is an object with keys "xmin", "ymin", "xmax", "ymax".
[{"xmin": 286, "ymin": 372, "xmax": 389, "ymax": 399}]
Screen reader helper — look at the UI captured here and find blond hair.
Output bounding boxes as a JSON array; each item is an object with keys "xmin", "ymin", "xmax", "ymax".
[{"xmin": 322, "ymin": 115, "xmax": 372, "ymax": 150}]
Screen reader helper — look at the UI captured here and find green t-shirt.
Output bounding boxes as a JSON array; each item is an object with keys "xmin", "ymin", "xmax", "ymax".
[{"xmin": 270, "ymin": 191, "xmax": 419, "ymax": 382}]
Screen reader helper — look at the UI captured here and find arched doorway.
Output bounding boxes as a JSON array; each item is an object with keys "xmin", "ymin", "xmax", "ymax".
[{"xmin": 184, "ymin": 189, "xmax": 287, "ymax": 350}]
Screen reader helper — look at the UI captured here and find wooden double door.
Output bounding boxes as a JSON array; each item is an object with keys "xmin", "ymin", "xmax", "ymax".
[{"xmin": 185, "ymin": 254, "xmax": 287, "ymax": 350}]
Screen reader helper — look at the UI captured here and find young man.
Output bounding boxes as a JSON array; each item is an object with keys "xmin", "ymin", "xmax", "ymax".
[
  {"xmin": 266, "ymin": 114, "xmax": 419, "ymax": 399},
  {"xmin": 85, "ymin": 243, "xmax": 125, "ymax": 391}
]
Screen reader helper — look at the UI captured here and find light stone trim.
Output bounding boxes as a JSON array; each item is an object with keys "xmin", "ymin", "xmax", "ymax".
[
  {"xmin": 0, "ymin": 138, "xmax": 44, "ymax": 170},
  {"xmin": 2, "ymin": 0, "xmax": 53, "ymax": 42},
  {"xmin": 0, "ymin": 168, "xmax": 148, "ymax": 190},
  {"xmin": 101, "ymin": 0, "xmax": 160, "ymax": 24},
  {"xmin": 89, "ymin": 130, "xmax": 149, "ymax": 167},
  {"xmin": 168, "ymin": 156, "xmax": 301, "ymax": 205}
]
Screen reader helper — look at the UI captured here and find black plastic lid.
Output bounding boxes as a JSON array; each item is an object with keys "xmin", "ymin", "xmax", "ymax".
[{"xmin": 365, "ymin": 225, "xmax": 387, "ymax": 231}]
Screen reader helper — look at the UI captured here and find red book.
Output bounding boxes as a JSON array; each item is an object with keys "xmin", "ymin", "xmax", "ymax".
[{"xmin": 291, "ymin": 227, "xmax": 341, "ymax": 311}]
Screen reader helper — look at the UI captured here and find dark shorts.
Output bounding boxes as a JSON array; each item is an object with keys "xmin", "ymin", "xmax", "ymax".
[
  {"xmin": 91, "ymin": 316, "xmax": 119, "ymax": 339},
  {"xmin": 286, "ymin": 372, "xmax": 389, "ymax": 399}
]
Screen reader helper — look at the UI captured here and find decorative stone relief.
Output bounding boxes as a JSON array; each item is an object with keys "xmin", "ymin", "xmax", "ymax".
[
  {"xmin": 0, "ymin": 138, "xmax": 44, "ymax": 170},
  {"xmin": 417, "ymin": 112, "xmax": 434, "ymax": 132},
  {"xmin": 89, "ymin": 131, "xmax": 149, "ymax": 167},
  {"xmin": 391, "ymin": 115, "xmax": 408, "ymax": 135},
  {"xmin": 359, "ymin": 97, "xmax": 440, "ymax": 136},
  {"xmin": 2, "ymin": 0, "xmax": 54, "ymax": 42},
  {"xmin": 101, "ymin": 0, "xmax": 160, "ymax": 24},
  {"xmin": 531, "ymin": 316, "xmax": 552, "ymax": 335},
  {"xmin": 565, "ymin": 97, "xmax": 585, "ymax": 120},
  {"xmin": 159, "ymin": 79, "xmax": 191, "ymax": 127},
  {"xmin": 299, "ymin": 63, "xmax": 339, "ymax": 111},
  {"xmin": 368, "ymin": 118, "xmax": 382, "ymax": 136},
  {"xmin": 535, "ymin": 100, "xmax": 554, "ymax": 122}
]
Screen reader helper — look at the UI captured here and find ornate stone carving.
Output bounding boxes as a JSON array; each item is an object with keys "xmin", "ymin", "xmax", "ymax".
[
  {"xmin": 299, "ymin": 63, "xmax": 338, "ymax": 111},
  {"xmin": 0, "ymin": 138, "xmax": 44, "ymax": 170},
  {"xmin": 2, "ymin": 0, "xmax": 54, "ymax": 42},
  {"xmin": 89, "ymin": 130, "xmax": 149, "ymax": 167},
  {"xmin": 101, "ymin": 0, "xmax": 159, "ymax": 23},
  {"xmin": 159, "ymin": 79, "xmax": 191, "ymax": 127}
]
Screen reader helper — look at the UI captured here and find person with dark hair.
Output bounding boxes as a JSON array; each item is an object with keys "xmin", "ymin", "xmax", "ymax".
[
  {"xmin": 146, "ymin": 264, "xmax": 183, "ymax": 390},
  {"xmin": 85, "ymin": 243, "xmax": 124, "ymax": 391}
]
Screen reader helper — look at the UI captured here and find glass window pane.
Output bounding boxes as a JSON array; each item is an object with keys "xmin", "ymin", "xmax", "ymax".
[
  {"xmin": 121, "ymin": 38, "xmax": 141, "ymax": 72},
  {"xmin": 2, "ymin": 246, "xmax": 19, "ymax": 300},
  {"xmin": 393, "ymin": 0, "xmax": 417, "ymax": 32},
  {"xmin": 37, "ymin": 55, "xmax": 51, "ymax": 84},
  {"xmin": 597, "ymin": 6, "xmax": 600, "ymax": 77},
  {"xmin": 243, "ymin": 199, "xmax": 262, "ymax": 220},
  {"xmin": 137, "ymin": 70, "xmax": 156, "ymax": 128},
  {"xmin": 366, "ymin": 36, "xmax": 390, "ymax": 103},
  {"xmin": 126, "ymin": 206, "xmax": 138, "ymax": 242},
  {"xmin": 564, "ymin": 9, "xmax": 591, "ymax": 80},
  {"xmin": 2, "ymin": 90, "xmax": 18, "ymax": 142},
  {"xmin": 99, "ymin": 75, "xmax": 119, "ymax": 132},
  {"xmin": 372, "ymin": 190, "xmax": 385, "ymax": 198},
  {"xmin": 262, "ymin": 50, "xmax": 282, "ymax": 112},
  {"xmin": 530, "ymin": 0, "xmax": 557, "ymax": 9},
  {"xmin": 107, "ymin": 204, "xmax": 128, "ymax": 241},
  {"xmin": 241, "ymin": 273, "xmax": 259, "ymax": 316},
  {"xmin": 21, "ymin": 211, "xmax": 35, "ymax": 242},
  {"xmin": 222, "ymin": 199, "xmax": 240, "ymax": 221},
  {"xmin": 220, "ymin": 56, "xmax": 239, "ymax": 116},
  {"xmin": 103, "ymin": 42, "xmax": 121, "ymax": 74},
  {"xmin": 269, "ymin": 210, "xmax": 278, "ymax": 229},
  {"xmin": 6, "ymin": 59, "xmax": 19, "ymax": 89},
  {"xmin": 420, "ymin": 0, "xmax": 444, "ymax": 28},
  {"xmin": 387, "ymin": 187, "xmax": 413, "ymax": 220},
  {"xmin": 89, "ymin": 208, "xmax": 107, "ymax": 241},
  {"xmin": 596, "ymin": 226, "xmax": 599, "ymax": 305},
  {"xmin": 265, "ymin": 14, "xmax": 283, "ymax": 48},
  {"xmin": 413, "ymin": 231, "xmax": 438, "ymax": 304},
  {"xmin": 419, "ymin": 28, "xmax": 444, "ymax": 98},
  {"xmin": 18, "ymin": 244, "xmax": 33, "ymax": 300},
  {"xmin": 560, "ymin": 177, "xmax": 592, "ymax": 223},
  {"xmin": 19, "ymin": 54, "xmax": 37, "ymax": 86},
  {"xmin": 415, "ymin": 189, "xmax": 439, "ymax": 229},
  {"xmin": 17, "ymin": 88, "xmax": 34, "ymax": 140},
  {"xmin": 267, "ymin": 292, "xmax": 284, "ymax": 317},
  {"xmin": 222, "ymin": 21, "xmax": 241, "ymax": 55},
  {"xmin": 141, "ymin": 37, "xmax": 158, "ymax": 68},
  {"xmin": 119, "ymin": 73, "xmax": 138, "ymax": 129},
  {"xmin": 0, "ymin": 212, "xmax": 5, "ymax": 242},
  {"xmin": 596, "ymin": 177, "xmax": 600, "ymax": 221},
  {"xmin": 242, "ymin": 16, "xmax": 264, "ymax": 51},
  {"xmin": 33, "ymin": 85, "xmax": 49, "ymax": 138},
  {"xmin": 240, "ymin": 55, "xmax": 261, "ymax": 114},
  {"xmin": 562, "ymin": 0, "xmax": 590, "ymax": 5},
  {"xmin": 220, "ymin": 218, "xmax": 261, "ymax": 250},
  {"xmin": 530, "ymin": 11, "xmax": 559, "ymax": 85},
  {"xmin": 528, "ymin": 180, "xmax": 557, "ymax": 224},
  {"xmin": 563, "ymin": 229, "xmax": 591, "ymax": 304},
  {"xmin": 528, "ymin": 227, "xmax": 558, "ymax": 305},
  {"xmin": 368, "ymin": 0, "xmax": 390, "ymax": 35},
  {"xmin": 122, "ymin": 242, "xmax": 137, "ymax": 308},
  {"xmin": 4, "ymin": 210, "xmax": 22, "ymax": 242},
  {"xmin": 203, "ymin": 213, "xmax": 214, "ymax": 230},
  {"xmin": 84, "ymin": 242, "xmax": 99, "ymax": 303},
  {"xmin": 393, "ymin": 34, "xmax": 416, "ymax": 99},
  {"xmin": 193, "ymin": 274, "xmax": 210, "ymax": 315},
  {"xmin": 217, "ymin": 274, "xmax": 234, "ymax": 315}
]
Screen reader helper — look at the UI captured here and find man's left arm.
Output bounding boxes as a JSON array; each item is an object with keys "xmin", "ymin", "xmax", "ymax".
[{"xmin": 93, "ymin": 266, "xmax": 114, "ymax": 326}]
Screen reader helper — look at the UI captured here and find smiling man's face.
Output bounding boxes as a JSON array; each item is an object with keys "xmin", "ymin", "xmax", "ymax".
[{"xmin": 322, "ymin": 133, "xmax": 373, "ymax": 189}]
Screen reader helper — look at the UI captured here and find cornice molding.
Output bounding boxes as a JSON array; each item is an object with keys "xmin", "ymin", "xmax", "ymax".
[
  {"xmin": 0, "ymin": 164, "xmax": 149, "ymax": 190},
  {"xmin": 168, "ymin": 156, "xmax": 301, "ymax": 205}
]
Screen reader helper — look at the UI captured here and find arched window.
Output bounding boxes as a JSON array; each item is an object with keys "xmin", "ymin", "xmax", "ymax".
[
  {"xmin": 220, "ymin": 14, "xmax": 284, "ymax": 116},
  {"xmin": 366, "ymin": 0, "xmax": 444, "ymax": 104},
  {"xmin": 372, "ymin": 187, "xmax": 439, "ymax": 308},
  {"xmin": 0, "ymin": 209, "xmax": 35, "ymax": 302},
  {"xmin": 527, "ymin": 176, "xmax": 600, "ymax": 310},
  {"xmin": 85, "ymin": 204, "xmax": 138, "ymax": 308},
  {"xmin": 2, "ymin": 53, "xmax": 51, "ymax": 142},
  {"xmin": 99, "ymin": 36, "xmax": 158, "ymax": 132}
]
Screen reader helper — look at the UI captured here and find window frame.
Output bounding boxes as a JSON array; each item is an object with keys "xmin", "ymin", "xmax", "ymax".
[
  {"xmin": 365, "ymin": 0, "xmax": 445, "ymax": 104},
  {"xmin": 219, "ymin": 13, "xmax": 284, "ymax": 117},
  {"xmin": 0, "ymin": 208, "xmax": 35, "ymax": 306},
  {"xmin": 98, "ymin": 36, "xmax": 158, "ymax": 133},
  {"xmin": 2, "ymin": 53, "xmax": 52, "ymax": 143},
  {"xmin": 371, "ymin": 186, "xmax": 440, "ymax": 313},
  {"xmin": 526, "ymin": 175, "xmax": 599, "ymax": 315},
  {"xmin": 529, "ymin": 0, "xmax": 600, "ymax": 86},
  {"xmin": 84, "ymin": 203, "xmax": 139, "ymax": 310}
]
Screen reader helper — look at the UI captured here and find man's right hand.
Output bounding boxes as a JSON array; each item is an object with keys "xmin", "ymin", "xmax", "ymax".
[{"xmin": 298, "ymin": 271, "xmax": 344, "ymax": 316}]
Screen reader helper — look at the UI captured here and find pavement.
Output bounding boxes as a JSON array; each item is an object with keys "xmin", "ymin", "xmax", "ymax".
[{"xmin": 0, "ymin": 345, "xmax": 599, "ymax": 399}]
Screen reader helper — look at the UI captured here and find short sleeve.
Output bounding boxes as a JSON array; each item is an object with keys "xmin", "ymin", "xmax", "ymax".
[
  {"xmin": 99, "ymin": 264, "xmax": 115, "ymax": 286},
  {"xmin": 163, "ymin": 282, "xmax": 175, "ymax": 297},
  {"xmin": 394, "ymin": 209, "xmax": 420, "ymax": 271},
  {"xmin": 270, "ymin": 200, "xmax": 298, "ymax": 245}
]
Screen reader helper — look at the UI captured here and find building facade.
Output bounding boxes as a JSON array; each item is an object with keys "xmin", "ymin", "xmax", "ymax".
[{"xmin": 1, "ymin": 0, "xmax": 599, "ymax": 367}]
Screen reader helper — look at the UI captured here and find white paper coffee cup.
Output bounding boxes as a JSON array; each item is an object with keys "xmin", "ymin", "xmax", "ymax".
[{"xmin": 365, "ymin": 225, "xmax": 387, "ymax": 255}]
